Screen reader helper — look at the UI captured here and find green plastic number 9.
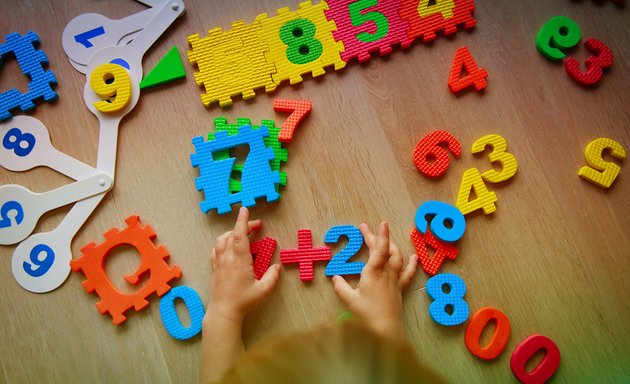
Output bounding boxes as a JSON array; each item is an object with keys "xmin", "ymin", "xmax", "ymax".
[
  {"xmin": 348, "ymin": 0, "xmax": 389, "ymax": 43},
  {"xmin": 536, "ymin": 16, "xmax": 582, "ymax": 61}
]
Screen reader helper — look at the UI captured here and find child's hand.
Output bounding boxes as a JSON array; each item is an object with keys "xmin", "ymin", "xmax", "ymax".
[
  {"xmin": 206, "ymin": 207, "xmax": 282, "ymax": 324},
  {"xmin": 331, "ymin": 222, "xmax": 418, "ymax": 339}
]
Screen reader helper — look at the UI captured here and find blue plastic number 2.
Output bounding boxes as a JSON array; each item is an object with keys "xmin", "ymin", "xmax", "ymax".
[
  {"xmin": 74, "ymin": 26, "xmax": 105, "ymax": 48},
  {"xmin": 23, "ymin": 244, "xmax": 55, "ymax": 277},
  {"xmin": 0, "ymin": 201, "xmax": 24, "ymax": 228},
  {"xmin": 160, "ymin": 286, "xmax": 205, "ymax": 340},
  {"xmin": 324, "ymin": 225, "xmax": 365, "ymax": 276},
  {"xmin": 415, "ymin": 200, "xmax": 465, "ymax": 243},
  {"xmin": 426, "ymin": 273, "xmax": 470, "ymax": 326}
]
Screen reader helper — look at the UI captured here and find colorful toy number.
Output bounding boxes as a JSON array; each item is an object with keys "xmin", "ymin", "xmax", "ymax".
[
  {"xmin": 465, "ymin": 307, "xmax": 511, "ymax": 360},
  {"xmin": 324, "ymin": 225, "xmax": 365, "ymax": 276},
  {"xmin": 536, "ymin": 16, "xmax": 581, "ymax": 61},
  {"xmin": 415, "ymin": 200, "xmax": 465, "ymax": 243},
  {"xmin": 89, "ymin": 63, "xmax": 132, "ymax": 113},
  {"xmin": 280, "ymin": 229, "xmax": 331, "ymax": 281},
  {"xmin": 159, "ymin": 286, "xmax": 205, "ymax": 340},
  {"xmin": 510, "ymin": 335, "xmax": 561, "ymax": 384},
  {"xmin": 413, "ymin": 130, "xmax": 462, "ymax": 177},
  {"xmin": 455, "ymin": 168, "xmax": 498, "ymax": 215},
  {"xmin": 471, "ymin": 134, "xmax": 518, "ymax": 183},
  {"xmin": 280, "ymin": 18, "xmax": 324, "ymax": 65},
  {"xmin": 565, "ymin": 38, "xmax": 614, "ymax": 86},
  {"xmin": 426, "ymin": 273, "xmax": 469, "ymax": 326},
  {"xmin": 448, "ymin": 46, "xmax": 488, "ymax": 93},
  {"xmin": 251, "ymin": 237, "xmax": 277, "ymax": 280},
  {"xmin": 3, "ymin": 127, "xmax": 36, "ymax": 157},
  {"xmin": 0, "ymin": 200, "xmax": 24, "ymax": 229},
  {"xmin": 273, "ymin": 99, "xmax": 312, "ymax": 143},
  {"xmin": 578, "ymin": 138, "xmax": 626, "ymax": 188},
  {"xmin": 348, "ymin": 0, "xmax": 389, "ymax": 43},
  {"xmin": 23, "ymin": 244, "xmax": 55, "ymax": 277},
  {"xmin": 410, "ymin": 228, "xmax": 458, "ymax": 276}
]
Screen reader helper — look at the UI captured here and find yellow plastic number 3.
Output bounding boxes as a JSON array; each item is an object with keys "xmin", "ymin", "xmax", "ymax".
[
  {"xmin": 579, "ymin": 138, "xmax": 626, "ymax": 188},
  {"xmin": 472, "ymin": 134, "xmax": 518, "ymax": 183},
  {"xmin": 90, "ymin": 63, "xmax": 132, "ymax": 113},
  {"xmin": 418, "ymin": 0, "xmax": 455, "ymax": 19}
]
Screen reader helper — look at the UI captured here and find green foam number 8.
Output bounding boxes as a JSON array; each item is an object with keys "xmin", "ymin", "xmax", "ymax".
[
  {"xmin": 280, "ymin": 18, "xmax": 323, "ymax": 65},
  {"xmin": 536, "ymin": 16, "xmax": 582, "ymax": 61}
]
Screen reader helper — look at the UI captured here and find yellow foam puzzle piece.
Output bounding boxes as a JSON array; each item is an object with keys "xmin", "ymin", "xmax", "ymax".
[
  {"xmin": 471, "ymin": 134, "xmax": 518, "ymax": 183},
  {"xmin": 578, "ymin": 138, "xmax": 626, "ymax": 188},
  {"xmin": 455, "ymin": 168, "xmax": 498, "ymax": 215}
]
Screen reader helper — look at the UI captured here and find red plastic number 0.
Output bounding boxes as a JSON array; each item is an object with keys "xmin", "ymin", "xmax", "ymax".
[
  {"xmin": 465, "ymin": 307, "xmax": 511, "ymax": 360},
  {"xmin": 510, "ymin": 334, "xmax": 561, "ymax": 384},
  {"xmin": 413, "ymin": 130, "xmax": 462, "ymax": 177}
]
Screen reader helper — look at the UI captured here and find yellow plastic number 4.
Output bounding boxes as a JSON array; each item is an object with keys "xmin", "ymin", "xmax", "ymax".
[
  {"xmin": 456, "ymin": 168, "xmax": 498, "ymax": 215},
  {"xmin": 472, "ymin": 134, "xmax": 518, "ymax": 183},
  {"xmin": 578, "ymin": 138, "xmax": 626, "ymax": 188},
  {"xmin": 90, "ymin": 63, "xmax": 132, "ymax": 113},
  {"xmin": 418, "ymin": 0, "xmax": 455, "ymax": 19}
]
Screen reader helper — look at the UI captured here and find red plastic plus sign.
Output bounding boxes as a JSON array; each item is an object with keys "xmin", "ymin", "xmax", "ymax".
[{"xmin": 280, "ymin": 229, "xmax": 331, "ymax": 281}]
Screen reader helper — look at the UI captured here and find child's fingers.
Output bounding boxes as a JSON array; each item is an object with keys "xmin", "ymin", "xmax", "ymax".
[
  {"xmin": 332, "ymin": 275, "xmax": 357, "ymax": 305},
  {"xmin": 255, "ymin": 264, "xmax": 282, "ymax": 297},
  {"xmin": 232, "ymin": 207, "xmax": 251, "ymax": 254},
  {"xmin": 399, "ymin": 254, "xmax": 419, "ymax": 290},
  {"xmin": 387, "ymin": 240, "xmax": 403, "ymax": 272},
  {"xmin": 210, "ymin": 249, "xmax": 217, "ymax": 269},
  {"xmin": 366, "ymin": 222, "xmax": 390, "ymax": 271},
  {"xmin": 247, "ymin": 219, "xmax": 263, "ymax": 234},
  {"xmin": 359, "ymin": 223, "xmax": 376, "ymax": 248},
  {"xmin": 215, "ymin": 231, "xmax": 232, "ymax": 255}
]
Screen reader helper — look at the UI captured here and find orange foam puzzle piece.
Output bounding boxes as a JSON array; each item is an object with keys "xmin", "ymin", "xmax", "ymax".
[
  {"xmin": 448, "ymin": 46, "xmax": 488, "ymax": 93},
  {"xmin": 273, "ymin": 98, "xmax": 312, "ymax": 143}
]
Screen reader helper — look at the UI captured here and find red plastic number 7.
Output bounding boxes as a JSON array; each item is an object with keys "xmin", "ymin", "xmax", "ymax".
[{"xmin": 274, "ymin": 99, "xmax": 312, "ymax": 143}]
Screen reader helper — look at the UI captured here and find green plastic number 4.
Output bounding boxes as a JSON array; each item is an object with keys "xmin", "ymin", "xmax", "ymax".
[{"xmin": 348, "ymin": 0, "xmax": 389, "ymax": 43}]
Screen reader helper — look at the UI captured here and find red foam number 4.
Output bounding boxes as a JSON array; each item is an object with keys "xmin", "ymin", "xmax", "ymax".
[
  {"xmin": 251, "ymin": 237, "xmax": 277, "ymax": 280},
  {"xmin": 410, "ymin": 228, "xmax": 458, "ymax": 276},
  {"xmin": 280, "ymin": 229, "xmax": 331, "ymax": 281},
  {"xmin": 274, "ymin": 99, "xmax": 312, "ymax": 143},
  {"xmin": 448, "ymin": 47, "xmax": 488, "ymax": 93}
]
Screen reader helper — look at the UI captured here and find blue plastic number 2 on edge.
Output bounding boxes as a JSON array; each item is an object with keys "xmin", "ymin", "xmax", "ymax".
[
  {"xmin": 324, "ymin": 225, "xmax": 366, "ymax": 276},
  {"xmin": 415, "ymin": 200, "xmax": 465, "ymax": 243},
  {"xmin": 160, "ymin": 286, "xmax": 205, "ymax": 340}
]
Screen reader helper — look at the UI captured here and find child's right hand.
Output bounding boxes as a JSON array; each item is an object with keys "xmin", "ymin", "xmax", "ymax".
[{"xmin": 331, "ymin": 221, "xmax": 418, "ymax": 339}]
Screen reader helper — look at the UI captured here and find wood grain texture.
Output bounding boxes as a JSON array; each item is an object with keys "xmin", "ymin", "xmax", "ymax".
[{"xmin": 1, "ymin": 0, "xmax": 629, "ymax": 382}]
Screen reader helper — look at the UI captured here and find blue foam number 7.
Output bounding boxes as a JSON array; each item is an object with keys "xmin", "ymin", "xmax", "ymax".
[
  {"xmin": 415, "ymin": 200, "xmax": 465, "ymax": 243},
  {"xmin": 160, "ymin": 286, "xmax": 205, "ymax": 340},
  {"xmin": 74, "ymin": 26, "xmax": 106, "ymax": 48},
  {"xmin": 0, "ymin": 201, "xmax": 24, "ymax": 228},
  {"xmin": 324, "ymin": 225, "xmax": 365, "ymax": 276},
  {"xmin": 426, "ymin": 273, "xmax": 470, "ymax": 326},
  {"xmin": 23, "ymin": 244, "xmax": 55, "ymax": 277}
]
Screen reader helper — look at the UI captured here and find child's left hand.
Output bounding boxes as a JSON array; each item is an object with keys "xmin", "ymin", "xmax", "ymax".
[{"xmin": 206, "ymin": 207, "xmax": 282, "ymax": 324}]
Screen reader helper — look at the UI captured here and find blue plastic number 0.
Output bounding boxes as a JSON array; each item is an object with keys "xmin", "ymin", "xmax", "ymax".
[
  {"xmin": 0, "ymin": 201, "xmax": 24, "ymax": 228},
  {"xmin": 3, "ymin": 128, "xmax": 36, "ymax": 157},
  {"xmin": 324, "ymin": 225, "xmax": 365, "ymax": 276},
  {"xmin": 160, "ymin": 286, "xmax": 205, "ymax": 340},
  {"xmin": 415, "ymin": 200, "xmax": 465, "ymax": 243},
  {"xmin": 23, "ymin": 244, "xmax": 55, "ymax": 277},
  {"xmin": 426, "ymin": 273, "xmax": 470, "ymax": 326}
]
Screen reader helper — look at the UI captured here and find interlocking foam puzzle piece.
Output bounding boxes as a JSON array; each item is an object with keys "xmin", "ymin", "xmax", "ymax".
[
  {"xmin": 399, "ymin": 0, "xmax": 476, "ymax": 47},
  {"xmin": 210, "ymin": 117, "xmax": 288, "ymax": 193},
  {"xmin": 251, "ymin": 237, "xmax": 277, "ymax": 280},
  {"xmin": 324, "ymin": 0, "xmax": 409, "ymax": 63},
  {"xmin": 413, "ymin": 130, "xmax": 462, "ymax": 177},
  {"xmin": 410, "ymin": 228, "xmax": 458, "ymax": 276},
  {"xmin": 455, "ymin": 168, "xmax": 498, "ymax": 215},
  {"xmin": 188, "ymin": 20, "xmax": 276, "ymax": 107},
  {"xmin": 140, "ymin": 46, "xmax": 186, "ymax": 89},
  {"xmin": 191, "ymin": 125, "xmax": 281, "ymax": 214},
  {"xmin": 280, "ymin": 229, "xmax": 331, "ymax": 281},
  {"xmin": 426, "ymin": 273, "xmax": 470, "ymax": 326},
  {"xmin": 465, "ymin": 307, "xmax": 511, "ymax": 360},
  {"xmin": 0, "ymin": 31, "xmax": 58, "ymax": 121},
  {"xmin": 273, "ymin": 99, "xmax": 312, "ymax": 143},
  {"xmin": 578, "ymin": 137, "xmax": 626, "ymax": 188},
  {"xmin": 70, "ymin": 216, "xmax": 182, "ymax": 325},
  {"xmin": 565, "ymin": 38, "xmax": 614, "ymax": 86},
  {"xmin": 448, "ymin": 46, "xmax": 488, "ymax": 93},
  {"xmin": 159, "ymin": 285, "xmax": 204, "ymax": 340},
  {"xmin": 256, "ymin": 1, "xmax": 346, "ymax": 86},
  {"xmin": 510, "ymin": 335, "xmax": 561, "ymax": 384},
  {"xmin": 324, "ymin": 225, "xmax": 365, "ymax": 276}
]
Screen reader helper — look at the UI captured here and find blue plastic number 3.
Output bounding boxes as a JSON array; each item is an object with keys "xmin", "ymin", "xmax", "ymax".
[
  {"xmin": 23, "ymin": 244, "xmax": 55, "ymax": 277},
  {"xmin": 3, "ymin": 128, "xmax": 36, "ymax": 157},
  {"xmin": 415, "ymin": 200, "xmax": 465, "ymax": 243},
  {"xmin": 160, "ymin": 286, "xmax": 205, "ymax": 340},
  {"xmin": 426, "ymin": 273, "xmax": 470, "ymax": 326},
  {"xmin": 0, "ymin": 201, "xmax": 24, "ymax": 228},
  {"xmin": 324, "ymin": 225, "xmax": 365, "ymax": 276}
]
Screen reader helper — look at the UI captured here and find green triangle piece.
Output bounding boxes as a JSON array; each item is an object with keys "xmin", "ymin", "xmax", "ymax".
[{"xmin": 140, "ymin": 46, "xmax": 186, "ymax": 89}]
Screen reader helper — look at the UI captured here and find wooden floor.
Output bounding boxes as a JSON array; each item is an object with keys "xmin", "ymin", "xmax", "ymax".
[{"xmin": 1, "ymin": 0, "xmax": 629, "ymax": 382}]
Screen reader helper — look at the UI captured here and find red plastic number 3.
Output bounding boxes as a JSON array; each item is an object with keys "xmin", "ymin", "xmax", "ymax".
[
  {"xmin": 413, "ymin": 130, "xmax": 462, "ymax": 177},
  {"xmin": 565, "ymin": 38, "xmax": 614, "ymax": 86},
  {"xmin": 448, "ymin": 47, "xmax": 488, "ymax": 93}
]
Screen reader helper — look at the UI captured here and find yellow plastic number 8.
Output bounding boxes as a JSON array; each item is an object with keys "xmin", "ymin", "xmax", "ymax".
[
  {"xmin": 90, "ymin": 63, "xmax": 132, "ymax": 113},
  {"xmin": 472, "ymin": 134, "xmax": 518, "ymax": 183}
]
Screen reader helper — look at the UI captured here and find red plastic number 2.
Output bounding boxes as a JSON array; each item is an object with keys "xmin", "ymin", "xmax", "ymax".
[
  {"xmin": 565, "ymin": 38, "xmax": 614, "ymax": 86},
  {"xmin": 448, "ymin": 47, "xmax": 488, "ymax": 93}
]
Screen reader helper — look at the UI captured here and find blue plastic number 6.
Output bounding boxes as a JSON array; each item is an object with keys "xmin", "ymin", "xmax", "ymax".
[
  {"xmin": 415, "ymin": 200, "xmax": 465, "ymax": 243},
  {"xmin": 160, "ymin": 286, "xmax": 205, "ymax": 340}
]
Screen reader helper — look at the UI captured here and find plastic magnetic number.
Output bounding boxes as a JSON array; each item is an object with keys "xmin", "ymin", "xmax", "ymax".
[
  {"xmin": 280, "ymin": 19, "xmax": 324, "ymax": 65},
  {"xmin": 536, "ymin": 16, "xmax": 581, "ymax": 61},
  {"xmin": 348, "ymin": 0, "xmax": 389, "ymax": 43},
  {"xmin": 413, "ymin": 130, "xmax": 462, "ymax": 177},
  {"xmin": 455, "ymin": 168, "xmax": 498, "ymax": 215},
  {"xmin": 426, "ymin": 273, "xmax": 469, "ymax": 326},
  {"xmin": 3, "ymin": 128, "xmax": 36, "ymax": 157},
  {"xmin": 510, "ymin": 335, "xmax": 561, "ymax": 384},
  {"xmin": 471, "ymin": 134, "xmax": 518, "ymax": 183},
  {"xmin": 578, "ymin": 138, "xmax": 626, "ymax": 188},
  {"xmin": 465, "ymin": 307, "xmax": 511, "ymax": 360},
  {"xmin": 0, "ymin": 201, "xmax": 24, "ymax": 228},
  {"xmin": 565, "ymin": 38, "xmax": 614, "ymax": 86},
  {"xmin": 448, "ymin": 47, "xmax": 488, "ymax": 93},
  {"xmin": 418, "ymin": 0, "xmax": 455, "ymax": 19},
  {"xmin": 324, "ymin": 225, "xmax": 365, "ymax": 276},
  {"xmin": 89, "ymin": 63, "xmax": 132, "ymax": 113},
  {"xmin": 415, "ymin": 200, "xmax": 465, "ymax": 243},
  {"xmin": 23, "ymin": 244, "xmax": 55, "ymax": 277},
  {"xmin": 159, "ymin": 286, "xmax": 205, "ymax": 340}
]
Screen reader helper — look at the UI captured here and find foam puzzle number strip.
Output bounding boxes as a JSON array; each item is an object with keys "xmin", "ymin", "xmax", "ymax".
[{"xmin": 188, "ymin": 0, "xmax": 476, "ymax": 107}]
